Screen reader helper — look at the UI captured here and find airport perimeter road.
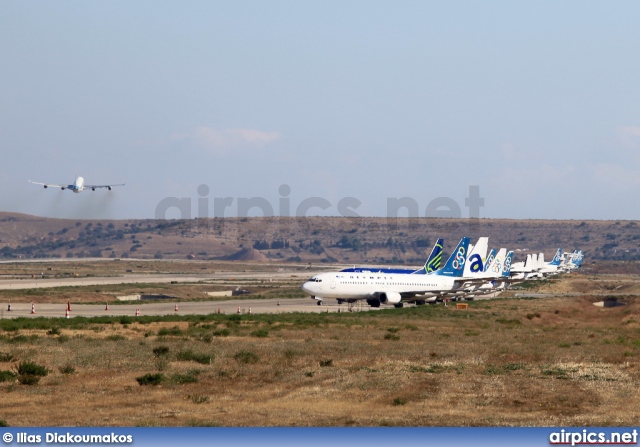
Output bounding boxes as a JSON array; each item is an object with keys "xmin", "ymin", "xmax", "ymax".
[
  {"xmin": 0, "ymin": 271, "xmax": 312, "ymax": 290},
  {"xmin": 0, "ymin": 298, "xmax": 375, "ymax": 319}
]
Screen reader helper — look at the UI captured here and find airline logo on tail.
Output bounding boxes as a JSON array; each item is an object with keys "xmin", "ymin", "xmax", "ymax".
[
  {"xmin": 433, "ymin": 237, "xmax": 470, "ymax": 277},
  {"xmin": 551, "ymin": 248, "xmax": 562, "ymax": 265},
  {"xmin": 424, "ymin": 239, "xmax": 444, "ymax": 273},
  {"xmin": 502, "ymin": 251, "xmax": 514, "ymax": 276},
  {"xmin": 484, "ymin": 250, "xmax": 496, "ymax": 273},
  {"xmin": 467, "ymin": 254, "xmax": 483, "ymax": 273}
]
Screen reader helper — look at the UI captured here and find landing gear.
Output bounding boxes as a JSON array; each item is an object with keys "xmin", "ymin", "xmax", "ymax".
[
  {"xmin": 394, "ymin": 303, "xmax": 404, "ymax": 308},
  {"xmin": 316, "ymin": 300, "xmax": 323, "ymax": 306},
  {"xmin": 415, "ymin": 300, "xmax": 426, "ymax": 306},
  {"xmin": 366, "ymin": 298, "xmax": 381, "ymax": 308}
]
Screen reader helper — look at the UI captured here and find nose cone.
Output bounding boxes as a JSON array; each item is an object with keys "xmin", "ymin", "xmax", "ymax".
[{"xmin": 301, "ymin": 281, "xmax": 315, "ymax": 296}]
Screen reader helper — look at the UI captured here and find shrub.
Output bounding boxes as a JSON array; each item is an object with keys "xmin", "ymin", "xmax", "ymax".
[
  {"xmin": 152, "ymin": 346, "xmax": 170, "ymax": 357},
  {"xmin": 0, "ymin": 370, "xmax": 17, "ymax": 382},
  {"xmin": 18, "ymin": 375, "xmax": 41, "ymax": 385},
  {"xmin": 106, "ymin": 334, "xmax": 125, "ymax": 341},
  {"xmin": 0, "ymin": 352, "xmax": 14, "ymax": 362},
  {"xmin": 251, "ymin": 329, "xmax": 269, "ymax": 338},
  {"xmin": 59, "ymin": 365, "xmax": 76, "ymax": 375},
  {"xmin": 189, "ymin": 395, "xmax": 209, "ymax": 404},
  {"xmin": 136, "ymin": 373, "xmax": 165, "ymax": 386},
  {"xmin": 158, "ymin": 326, "xmax": 183, "ymax": 336},
  {"xmin": 16, "ymin": 361, "xmax": 48, "ymax": 377},
  {"xmin": 172, "ymin": 373, "xmax": 199, "ymax": 385},
  {"xmin": 213, "ymin": 329, "xmax": 230, "ymax": 337},
  {"xmin": 392, "ymin": 397, "xmax": 407, "ymax": 406},
  {"xmin": 319, "ymin": 359, "xmax": 333, "ymax": 367},
  {"xmin": 176, "ymin": 350, "xmax": 213, "ymax": 365},
  {"xmin": 234, "ymin": 351, "xmax": 259, "ymax": 364},
  {"xmin": 46, "ymin": 327, "xmax": 61, "ymax": 336},
  {"xmin": 0, "ymin": 419, "xmax": 7, "ymax": 427}
]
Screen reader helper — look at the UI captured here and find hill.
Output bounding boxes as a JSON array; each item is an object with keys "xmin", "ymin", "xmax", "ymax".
[{"xmin": 0, "ymin": 212, "xmax": 638, "ymax": 265}]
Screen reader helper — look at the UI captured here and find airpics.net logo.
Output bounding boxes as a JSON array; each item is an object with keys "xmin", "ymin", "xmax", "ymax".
[
  {"xmin": 549, "ymin": 429, "xmax": 638, "ymax": 446},
  {"xmin": 154, "ymin": 185, "xmax": 485, "ymax": 220}
]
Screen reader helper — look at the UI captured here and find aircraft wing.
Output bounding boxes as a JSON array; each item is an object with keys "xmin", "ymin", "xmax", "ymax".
[
  {"xmin": 28, "ymin": 180, "xmax": 69, "ymax": 189},
  {"xmin": 84, "ymin": 183, "xmax": 125, "ymax": 189}
]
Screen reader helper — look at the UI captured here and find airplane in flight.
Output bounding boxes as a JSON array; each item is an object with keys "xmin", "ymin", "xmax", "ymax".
[{"xmin": 29, "ymin": 176, "xmax": 124, "ymax": 193}]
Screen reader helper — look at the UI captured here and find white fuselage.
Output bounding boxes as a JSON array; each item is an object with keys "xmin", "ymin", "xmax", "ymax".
[
  {"xmin": 301, "ymin": 271, "xmax": 458, "ymax": 301},
  {"xmin": 71, "ymin": 177, "xmax": 85, "ymax": 193}
]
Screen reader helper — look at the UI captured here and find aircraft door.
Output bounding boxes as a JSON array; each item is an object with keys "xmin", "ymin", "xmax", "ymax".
[{"xmin": 330, "ymin": 279, "xmax": 336, "ymax": 289}]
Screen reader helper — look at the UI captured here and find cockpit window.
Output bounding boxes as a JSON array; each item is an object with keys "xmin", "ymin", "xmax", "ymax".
[{"xmin": 307, "ymin": 278, "xmax": 322, "ymax": 282}]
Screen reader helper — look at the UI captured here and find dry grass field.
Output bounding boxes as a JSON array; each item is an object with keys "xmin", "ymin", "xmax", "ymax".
[{"xmin": 1, "ymin": 290, "xmax": 639, "ymax": 427}]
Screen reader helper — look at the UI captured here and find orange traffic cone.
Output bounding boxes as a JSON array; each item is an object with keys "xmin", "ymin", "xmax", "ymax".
[
  {"xmin": 65, "ymin": 309, "xmax": 70, "ymax": 319},
  {"xmin": 174, "ymin": 304, "xmax": 179, "ymax": 312},
  {"xmin": 237, "ymin": 307, "xmax": 241, "ymax": 314},
  {"xmin": 105, "ymin": 303, "xmax": 109, "ymax": 311},
  {"xmin": 217, "ymin": 308, "xmax": 221, "ymax": 314},
  {"xmin": 135, "ymin": 308, "xmax": 140, "ymax": 317},
  {"xmin": 67, "ymin": 300, "xmax": 71, "ymax": 311},
  {"xmin": 30, "ymin": 303, "xmax": 35, "ymax": 314}
]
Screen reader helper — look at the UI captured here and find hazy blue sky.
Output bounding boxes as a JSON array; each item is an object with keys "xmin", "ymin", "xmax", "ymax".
[{"xmin": 2, "ymin": 1, "xmax": 639, "ymax": 220}]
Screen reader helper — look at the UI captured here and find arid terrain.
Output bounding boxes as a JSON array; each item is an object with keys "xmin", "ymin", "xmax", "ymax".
[
  {"xmin": 1, "ymin": 212, "xmax": 639, "ymax": 264},
  {"xmin": 0, "ymin": 266, "xmax": 639, "ymax": 427}
]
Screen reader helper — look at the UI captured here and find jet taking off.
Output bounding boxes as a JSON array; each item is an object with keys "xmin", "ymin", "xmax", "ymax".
[{"xmin": 29, "ymin": 177, "xmax": 124, "ymax": 193}]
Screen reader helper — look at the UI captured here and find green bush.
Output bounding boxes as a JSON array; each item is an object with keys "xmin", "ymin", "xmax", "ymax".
[
  {"xmin": 176, "ymin": 350, "xmax": 212, "ymax": 365},
  {"xmin": 59, "ymin": 365, "xmax": 76, "ymax": 375},
  {"xmin": 158, "ymin": 326, "xmax": 183, "ymax": 336},
  {"xmin": 47, "ymin": 327, "xmax": 61, "ymax": 336},
  {"xmin": 213, "ymin": 329, "xmax": 230, "ymax": 337},
  {"xmin": 0, "ymin": 352, "xmax": 15, "ymax": 362},
  {"xmin": 0, "ymin": 370, "xmax": 17, "ymax": 382},
  {"xmin": 16, "ymin": 361, "xmax": 48, "ymax": 377},
  {"xmin": 136, "ymin": 373, "xmax": 165, "ymax": 386},
  {"xmin": 172, "ymin": 373, "xmax": 199, "ymax": 384},
  {"xmin": 152, "ymin": 346, "xmax": 170, "ymax": 357},
  {"xmin": 250, "ymin": 329, "xmax": 269, "ymax": 338},
  {"xmin": 18, "ymin": 375, "xmax": 41, "ymax": 385},
  {"xmin": 319, "ymin": 359, "xmax": 333, "ymax": 367},
  {"xmin": 234, "ymin": 351, "xmax": 259, "ymax": 364}
]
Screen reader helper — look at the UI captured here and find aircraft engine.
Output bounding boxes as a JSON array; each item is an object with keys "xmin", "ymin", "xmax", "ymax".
[{"xmin": 379, "ymin": 291, "xmax": 402, "ymax": 304}]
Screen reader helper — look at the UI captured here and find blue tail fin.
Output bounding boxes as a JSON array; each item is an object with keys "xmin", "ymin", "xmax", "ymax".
[
  {"xmin": 431, "ymin": 237, "xmax": 470, "ymax": 277},
  {"xmin": 416, "ymin": 238, "xmax": 444, "ymax": 274},
  {"xmin": 550, "ymin": 248, "xmax": 562, "ymax": 266},
  {"xmin": 502, "ymin": 251, "xmax": 514, "ymax": 277},
  {"xmin": 483, "ymin": 249, "xmax": 496, "ymax": 272}
]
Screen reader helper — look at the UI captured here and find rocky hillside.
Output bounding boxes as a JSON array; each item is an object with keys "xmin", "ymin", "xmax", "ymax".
[{"xmin": 0, "ymin": 212, "xmax": 637, "ymax": 265}]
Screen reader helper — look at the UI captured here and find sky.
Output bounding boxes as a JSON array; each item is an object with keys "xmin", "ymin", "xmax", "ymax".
[{"xmin": 1, "ymin": 1, "xmax": 640, "ymax": 220}]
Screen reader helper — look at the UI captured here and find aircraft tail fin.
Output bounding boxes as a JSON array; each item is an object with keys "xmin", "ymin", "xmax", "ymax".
[
  {"xmin": 549, "ymin": 248, "xmax": 562, "ymax": 266},
  {"xmin": 502, "ymin": 251, "xmax": 514, "ymax": 277},
  {"xmin": 416, "ymin": 238, "xmax": 444, "ymax": 274},
  {"xmin": 483, "ymin": 249, "xmax": 496, "ymax": 272},
  {"xmin": 432, "ymin": 237, "xmax": 470, "ymax": 277}
]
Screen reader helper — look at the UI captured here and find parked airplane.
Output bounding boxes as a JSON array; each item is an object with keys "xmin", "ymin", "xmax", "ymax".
[
  {"xmin": 29, "ymin": 176, "xmax": 124, "ymax": 193},
  {"xmin": 301, "ymin": 237, "xmax": 471, "ymax": 308},
  {"xmin": 340, "ymin": 238, "xmax": 444, "ymax": 275}
]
